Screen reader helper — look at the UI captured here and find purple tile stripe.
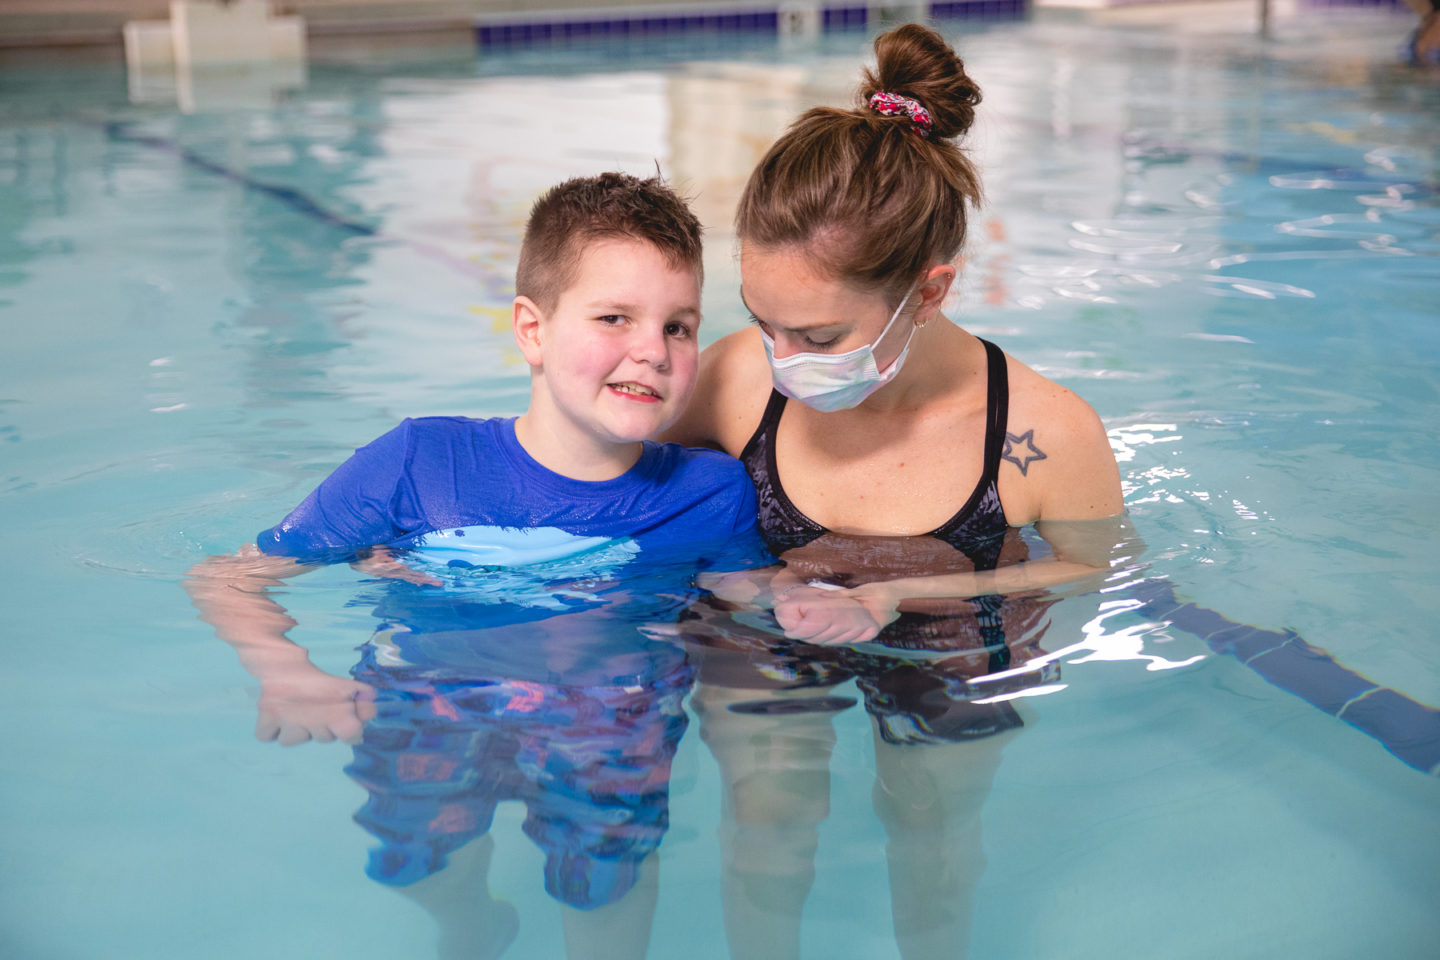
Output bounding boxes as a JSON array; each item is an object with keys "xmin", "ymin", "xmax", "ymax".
[{"xmin": 476, "ymin": 2, "xmax": 1026, "ymax": 49}]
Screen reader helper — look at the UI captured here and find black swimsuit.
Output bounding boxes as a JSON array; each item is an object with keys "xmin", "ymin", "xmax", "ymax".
[
  {"xmin": 692, "ymin": 339, "xmax": 1057, "ymax": 744},
  {"xmin": 742, "ymin": 338, "xmax": 1012, "ymax": 560}
]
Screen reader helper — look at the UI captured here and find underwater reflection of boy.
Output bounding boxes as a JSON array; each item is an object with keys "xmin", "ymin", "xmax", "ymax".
[{"xmin": 185, "ymin": 172, "xmax": 763, "ymax": 960}]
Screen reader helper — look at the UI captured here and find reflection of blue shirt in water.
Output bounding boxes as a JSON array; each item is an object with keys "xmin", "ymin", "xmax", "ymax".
[{"xmin": 348, "ymin": 562, "xmax": 705, "ymax": 908}]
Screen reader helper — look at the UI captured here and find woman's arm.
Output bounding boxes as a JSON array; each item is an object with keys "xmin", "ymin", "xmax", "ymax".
[
  {"xmin": 999, "ymin": 359, "xmax": 1125, "ymax": 524},
  {"xmin": 1036, "ymin": 402, "xmax": 1124, "ymax": 522},
  {"xmin": 772, "ymin": 515, "xmax": 1140, "ymax": 644}
]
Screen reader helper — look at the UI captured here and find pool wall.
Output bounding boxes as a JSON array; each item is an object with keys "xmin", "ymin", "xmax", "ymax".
[{"xmin": 0, "ymin": 1, "xmax": 1028, "ymax": 49}]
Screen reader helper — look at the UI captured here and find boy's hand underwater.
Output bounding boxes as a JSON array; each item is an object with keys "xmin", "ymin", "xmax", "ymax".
[
  {"xmin": 698, "ymin": 566, "xmax": 898, "ymax": 646},
  {"xmin": 184, "ymin": 545, "xmax": 403, "ymax": 747},
  {"xmin": 772, "ymin": 583, "xmax": 894, "ymax": 646},
  {"xmin": 256, "ymin": 668, "xmax": 376, "ymax": 746}
]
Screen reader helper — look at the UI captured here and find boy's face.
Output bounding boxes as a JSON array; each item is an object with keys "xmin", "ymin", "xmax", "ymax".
[{"xmin": 518, "ymin": 237, "xmax": 701, "ymax": 450}]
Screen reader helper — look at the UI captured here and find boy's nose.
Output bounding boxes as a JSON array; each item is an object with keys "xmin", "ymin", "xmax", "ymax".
[{"xmin": 630, "ymin": 327, "xmax": 670, "ymax": 368}]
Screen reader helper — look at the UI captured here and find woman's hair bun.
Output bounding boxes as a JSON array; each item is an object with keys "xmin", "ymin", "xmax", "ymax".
[{"xmin": 858, "ymin": 23, "xmax": 981, "ymax": 140}]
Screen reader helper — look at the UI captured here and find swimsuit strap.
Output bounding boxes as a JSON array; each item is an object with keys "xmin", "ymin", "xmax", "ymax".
[
  {"xmin": 739, "ymin": 386, "xmax": 787, "ymax": 466},
  {"xmin": 926, "ymin": 338, "xmax": 1009, "ymax": 543},
  {"xmin": 979, "ymin": 338, "xmax": 1010, "ymax": 490},
  {"xmin": 740, "ymin": 386, "xmax": 828, "ymax": 554}
]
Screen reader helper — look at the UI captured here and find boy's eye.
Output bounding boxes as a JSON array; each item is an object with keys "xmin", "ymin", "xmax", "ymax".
[
  {"xmin": 664, "ymin": 320, "xmax": 692, "ymax": 339},
  {"xmin": 596, "ymin": 314, "xmax": 626, "ymax": 325}
]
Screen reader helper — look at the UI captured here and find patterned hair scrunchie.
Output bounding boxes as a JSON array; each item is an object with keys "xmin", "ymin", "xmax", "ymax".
[{"xmin": 868, "ymin": 91, "xmax": 933, "ymax": 138}]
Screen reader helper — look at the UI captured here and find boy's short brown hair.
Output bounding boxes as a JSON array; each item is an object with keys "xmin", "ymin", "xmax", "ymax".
[{"xmin": 516, "ymin": 172, "xmax": 703, "ymax": 313}]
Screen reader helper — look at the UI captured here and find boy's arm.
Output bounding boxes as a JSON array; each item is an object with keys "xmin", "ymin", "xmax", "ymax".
[
  {"xmin": 257, "ymin": 421, "xmax": 417, "ymax": 563},
  {"xmin": 190, "ymin": 422, "xmax": 455, "ymax": 743},
  {"xmin": 186, "ymin": 545, "xmax": 376, "ymax": 746}
]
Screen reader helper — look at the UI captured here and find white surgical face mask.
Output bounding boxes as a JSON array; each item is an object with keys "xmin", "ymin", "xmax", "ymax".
[{"xmin": 759, "ymin": 285, "xmax": 919, "ymax": 413}]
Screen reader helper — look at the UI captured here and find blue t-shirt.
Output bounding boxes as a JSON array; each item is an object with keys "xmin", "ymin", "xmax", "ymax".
[
  {"xmin": 258, "ymin": 416, "xmax": 765, "ymax": 685},
  {"xmin": 258, "ymin": 415, "xmax": 762, "ymax": 568}
]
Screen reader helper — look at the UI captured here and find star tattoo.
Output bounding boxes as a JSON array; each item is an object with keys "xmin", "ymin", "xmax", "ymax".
[{"xmin": 1002, "ymin": 429, "xmax": 1048, "ymax": 476}]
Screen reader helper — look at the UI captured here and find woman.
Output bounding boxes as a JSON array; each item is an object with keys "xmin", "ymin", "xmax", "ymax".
[{"xmin": 663, "ymin": 23, "xmax": 1129, "ymax": 960}]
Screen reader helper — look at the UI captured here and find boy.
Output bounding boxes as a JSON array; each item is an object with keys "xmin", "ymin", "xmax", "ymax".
[{"xmin": 187, "ymin": 172, "xmax": 761, "ymax": 954}]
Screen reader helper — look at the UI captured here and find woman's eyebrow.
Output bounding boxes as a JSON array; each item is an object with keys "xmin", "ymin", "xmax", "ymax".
[
  {"xmin": 738, "ymin": 289, "xmax": 846, "ymax": 333},
  {"xmin": 739, "ymin": 289, "xmax": 760, "ymax": 319}
]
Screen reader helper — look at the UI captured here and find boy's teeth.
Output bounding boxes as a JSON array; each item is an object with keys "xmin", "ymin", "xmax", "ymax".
[{"xmin": 612, "ymin": 383, "xmax": 657, "ymax": 397}]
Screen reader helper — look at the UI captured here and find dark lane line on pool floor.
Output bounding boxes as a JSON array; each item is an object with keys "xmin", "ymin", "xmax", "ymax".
[
  {"xmin": 104, "ymin": 121, "xmax": 378, "ymax": 238},
  {"xmin": 102, "ymin": 121, "xmax": 495, "ymax": 283},
  {"xmin": 1131, "ymin": 579, "xmax": 1440, "ymax": 777}
]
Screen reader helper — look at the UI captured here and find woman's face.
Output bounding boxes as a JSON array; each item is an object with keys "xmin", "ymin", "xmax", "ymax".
[{"xmin": 739, "ymin": 244, "xmax": 915, "ymax": 368}]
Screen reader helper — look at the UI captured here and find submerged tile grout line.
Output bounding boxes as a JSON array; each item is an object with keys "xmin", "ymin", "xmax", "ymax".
[
  {"xmin": 1131, "ymin": 578, "xmax": 1440, "ymax": 776},
  {"xmin": 1335, "ymin": 684, "xmax": 1382, "ymax": 717}
]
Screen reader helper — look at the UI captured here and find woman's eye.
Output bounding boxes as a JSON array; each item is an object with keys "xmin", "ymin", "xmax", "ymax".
[{"xmin": 748, "ymin": 311, "xmax": 837, "ymax": 348}]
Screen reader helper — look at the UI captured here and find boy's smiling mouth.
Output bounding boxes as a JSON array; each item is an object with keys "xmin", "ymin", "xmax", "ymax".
[{"xmin": 608, "ymin": 381, "xmax": 662, "ymax": 402}]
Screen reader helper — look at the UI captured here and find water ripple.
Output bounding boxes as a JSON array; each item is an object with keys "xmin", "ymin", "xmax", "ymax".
[
  {"xmin": 1208, "ymin": 247, "xmax": 1414, "ymax": 268},
  {"xmin": 1275, "ymin": 213, "xmax": 1396, "ymax": 243},
  {"xmin": 1201, "ymin": 275, "xmax": 1315, "ymax": 299},
  {"xmin": 1269, "ymin": 170, "xmax": 1421, "ymax": 194}
]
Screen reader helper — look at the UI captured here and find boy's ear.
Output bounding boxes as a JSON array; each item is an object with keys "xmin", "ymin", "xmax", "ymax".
[{"xmin": 512, "ymin": 296, "xmax": 545, "ymax": 368}]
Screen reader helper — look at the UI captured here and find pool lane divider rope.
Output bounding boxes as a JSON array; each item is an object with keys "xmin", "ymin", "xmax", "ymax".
[{"xmin": 1129, "ymin": 579, "xmax": 1440, "ymax": 776}]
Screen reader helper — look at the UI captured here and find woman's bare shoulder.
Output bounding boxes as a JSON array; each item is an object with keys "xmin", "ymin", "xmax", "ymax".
[
  {"xmin": 662, "ymin": 326, "xmax": 773, "ymax": 456},
  {"xmin": 998, "ymin": 351, "xmax": 1123, "ymax": 521},
  {"xmin": 1005, "ymin": 353, "xmax": 1107, "ymax": 434}
]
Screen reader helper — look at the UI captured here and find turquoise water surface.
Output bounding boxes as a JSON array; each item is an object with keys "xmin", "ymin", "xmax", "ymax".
[{"xmin": 2, "ymin": 9, "xmax": 1438, "ymax": 960}]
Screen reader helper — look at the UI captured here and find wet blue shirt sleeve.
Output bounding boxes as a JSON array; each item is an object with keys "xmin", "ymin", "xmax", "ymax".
[{"xmin": 256, "ymin": 421, "xmax": 425, "ymax": 563}]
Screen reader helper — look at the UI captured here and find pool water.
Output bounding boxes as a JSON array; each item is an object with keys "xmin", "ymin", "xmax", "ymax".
[{"xmin": 2, "ymin": 8, "xmax": 1438, "ymax": 960}]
